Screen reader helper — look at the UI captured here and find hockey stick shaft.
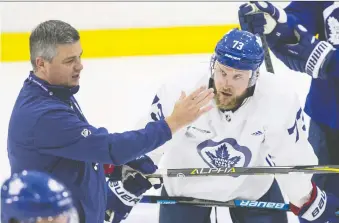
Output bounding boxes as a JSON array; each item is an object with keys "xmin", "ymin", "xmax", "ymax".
[
  {"xmin": 140, "ymin": 195, "xmax": 290, "ymax": 211},
  {"xmin": 136, "ymin": 165, "xmax": 339, "ymax": 178},
  {"xmin": 141, "ymin": 195, "xmax": 339, "ymax": 216},
  {"xmin": 260, "ymin": 34, "xmax": 275, "ymax": 74}
]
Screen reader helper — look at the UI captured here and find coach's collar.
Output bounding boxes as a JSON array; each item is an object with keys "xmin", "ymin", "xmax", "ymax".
[{"xmin": 28, "ymin": 71, "xmax": 80, "ymax": 99}]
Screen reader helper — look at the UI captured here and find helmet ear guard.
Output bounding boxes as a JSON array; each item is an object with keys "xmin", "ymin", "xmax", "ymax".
[
  {"xmin": 248, "ymin": 69, "xmax": 260, "ymax": 87},
  {"xmin": 209, "ymin": 54, "xmax": 217, "ymax": 79}
]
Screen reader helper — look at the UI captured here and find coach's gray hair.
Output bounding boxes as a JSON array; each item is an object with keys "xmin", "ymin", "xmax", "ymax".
[{"xmin": 29, "ymin": 20, "xmax": 80, "ymax": 70}]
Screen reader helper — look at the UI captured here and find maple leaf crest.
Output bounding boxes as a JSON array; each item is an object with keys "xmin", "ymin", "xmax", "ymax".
[{"xmin": 206, "ymin": 144, "xmax": 241, "ymax": 168}]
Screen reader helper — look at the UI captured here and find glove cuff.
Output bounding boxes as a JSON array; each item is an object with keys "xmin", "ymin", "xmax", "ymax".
[
  {"xmin": 301, "ymin": 186, "xmax": 327, "ymax": 221},
  {"xmin": 290, "ymin": 183, "xmax": 327, "ymax": 221},
  {"xmin": 306, "ymin": 41, "xmax": 334, "ymax": 78}
]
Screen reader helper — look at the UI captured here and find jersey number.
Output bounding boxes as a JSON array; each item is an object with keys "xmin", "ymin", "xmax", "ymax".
[
  {"xmin": 288, "ymin": 108, "xmax": 306, "ymax": 143},
  {"xmin": 151, "ymin": 95, "xmax": 165, "ymax": 121}
]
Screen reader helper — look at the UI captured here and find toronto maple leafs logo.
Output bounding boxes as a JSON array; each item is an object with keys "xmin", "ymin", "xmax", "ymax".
[
  {"xmin": 150, "ymin": 95, "xmax": 165, "ymax": 121},
  {"xmin": 206, "ymin": 144, "xmax": 241, "ymax": 168},
  {"xmin": 197, "ymin": 138, "xmax": 252, "ymax": 173},
  {"xmin": 325, "ymin": 5, "xmax": 339, "ymax": 45}
]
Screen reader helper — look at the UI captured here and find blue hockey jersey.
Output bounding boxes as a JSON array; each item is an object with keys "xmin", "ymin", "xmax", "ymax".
[
  {"xmin": 7, "ymin": 72, "xmax": 172, "ymax": 223},
  {"xmin": 285, "ymin": 1, "xmax": 339, "ymax": 129}
]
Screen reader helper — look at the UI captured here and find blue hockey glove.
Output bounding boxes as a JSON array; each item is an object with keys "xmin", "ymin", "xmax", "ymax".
[
  {"xmin": 105, "ymin": 179, "xmax": 144, "ymax": 223},
  {"xmin": 124, "ymin": 155, "xmax": 162, "ymax": 191},
  {"xmin": 274, "ymin": 24, "xmax": 334, "ymax": 79},
  {"xmin": 126, "ymin": 155, "xmax": 158, "ymax": 175},
  {"xmin": 104, "ymin": 155, "xmax": 162, "ymax": 223},
  {"xmin": 105, "ymin": 171, "xmax": 162, "ymax": 223},
  {"xmin": 238, "ymin": 1, "xmax": 297, "ymax": 48},
  {"xmin": 105, "ymin": 155, "xmax": 158, "ymax": 181},
  {"xmin": 290, "ymin": 183, "xmax": 339, "ymax": 223}
]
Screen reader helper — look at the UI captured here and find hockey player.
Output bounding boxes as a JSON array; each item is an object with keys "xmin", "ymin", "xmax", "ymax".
[
  {"xmin": 139, "ymin": 29, "xmax": 339, "ymax": 223},
  {"xmin": 1, "ymin": 164, "xmax": 160, "ymax": 223},
  {"xmin": 238, "ymin": 0, "xmax": 339, "ymax": 214},
  {"xmin": 1, "ymin": 170, "xmax": 79, "ymax": 223},
  {"xmin": 6, "ymin": 20, "xmax": 214, "ymax": 222}
]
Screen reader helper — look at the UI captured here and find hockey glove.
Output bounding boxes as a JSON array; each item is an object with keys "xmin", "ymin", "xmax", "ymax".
[
  {"xmin": 105, "ymin": 168, "xmax": 162, "ymax": 223},
  {"xmin": 126, "ymin": 155, "xmax": 158, "ymax": 175},
  {"xmin": 105, "ymin": 178, "xmax": 146, "ymax": 223},
  {"xmin": 290, "ymin": 183, "xmax": 339, "ymax": 223},
  {"xmin": 238, "ymin": 1, "xmax": 297, "ymax": 48},
  {"xmin": 104, "ymin": 155, "xmax": 162, "ymax": 223},
  {"xmin": 274, "ymin": 24, "xmax": 335, "ymax": 79},
  {"xmin": 105, "ymin": 155, "xmax": 158, "ymax": 182}
]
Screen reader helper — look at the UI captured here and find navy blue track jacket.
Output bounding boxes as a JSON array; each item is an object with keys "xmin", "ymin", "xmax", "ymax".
[{"xmin": 7, "ymin": 72, "xmax": 172, "ymax": 223}]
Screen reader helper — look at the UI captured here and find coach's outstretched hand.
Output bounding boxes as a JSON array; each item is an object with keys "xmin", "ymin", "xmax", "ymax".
[{"xmin": 165, "ymin": 86, "xmax": 214, "ymax": 134}]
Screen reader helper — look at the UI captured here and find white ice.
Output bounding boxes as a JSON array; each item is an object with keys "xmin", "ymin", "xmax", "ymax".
[{"xmin": 0, "ymin": 53, "xmax": 311, "ymax": 222}]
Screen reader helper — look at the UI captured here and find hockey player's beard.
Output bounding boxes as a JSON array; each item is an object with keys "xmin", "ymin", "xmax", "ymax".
[{"xmin": 214, "ymin": 88, "xmax": 248, "ymax": 111}]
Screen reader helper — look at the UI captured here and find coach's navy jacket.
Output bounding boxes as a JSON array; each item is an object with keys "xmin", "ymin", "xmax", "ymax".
[{"xmin": 7, "ymin": 72, "xmax": 172, "ymax": 222}]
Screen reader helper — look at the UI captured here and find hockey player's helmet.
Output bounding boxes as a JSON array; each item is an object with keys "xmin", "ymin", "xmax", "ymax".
[
  {"xmin": 214, "ymin": 28, "xmax": 264, "ymax": 71},
  {"xmin": 1, "ymin": 170, "xmax": 79, "ymax": 223},
  {"xmin": 210, "ymin": 28, "xmax": 264, "ymax": 87}
]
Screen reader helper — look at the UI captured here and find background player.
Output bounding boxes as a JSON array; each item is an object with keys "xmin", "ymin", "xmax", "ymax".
[
  {"xmin": 238, "ymin": 2, "xmax": 339, "ymax": 221},
  {"xmin": 1, "ymin": 170, "xmax": 79, "ymax": 223}
]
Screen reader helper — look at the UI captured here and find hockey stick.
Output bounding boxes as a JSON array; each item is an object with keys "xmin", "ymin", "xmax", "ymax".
[
  {"xmin": 133, "ymin": 165, "xmax": 339, "ymax": 179},
  {"xmin": 260, "ymin": 34, "xmax": 275, "ymax": 74},
  {"xmin": 140, "ymin": 195, "xmax": 339, "ymax": 216},
  {"xmin": 140, "ymin": 195, "xmax": 290, "ymax": 211}
]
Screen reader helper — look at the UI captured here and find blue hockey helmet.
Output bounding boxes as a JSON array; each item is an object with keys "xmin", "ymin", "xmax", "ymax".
[
  {"xmin": 214, "ymin": 28, "xmax": 264, "ymax": 71},
  {"xmin": 210, "ymin": 28, "xmax": 264, "ymax": 87},
  {"xmin": 1, "ymin": 170, "xmax": 79, "ymax": 223}
]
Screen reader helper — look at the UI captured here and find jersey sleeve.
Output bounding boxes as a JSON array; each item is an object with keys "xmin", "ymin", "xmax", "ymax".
[
  {"xmin": 33, "ymin": 106, "xmax": 172, "ymax": 166},
  {"xmin": 136, "ymin": 83, "xmax": 180, "ymax": 126},
  {"xmin": 265, "ymin": 92, "xmax": 318, "ymax": 206},
  {"xmin": 323, "ymin": 47, "xmax": 339, "ymax": 79},
  {"xmin": 135, "ymin": 83, "xmax": 181, "ymax": 164}
]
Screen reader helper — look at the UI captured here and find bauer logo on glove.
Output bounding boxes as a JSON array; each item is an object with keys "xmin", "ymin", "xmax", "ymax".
[{"xmin": 108, "ymin": 181, "xmax": 142, "ymax": 206}]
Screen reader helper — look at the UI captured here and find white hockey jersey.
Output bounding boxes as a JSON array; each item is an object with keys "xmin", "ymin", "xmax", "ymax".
[{"xmin": 138, "ymin": 71, "xmax": 318, "ymax": 206}]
